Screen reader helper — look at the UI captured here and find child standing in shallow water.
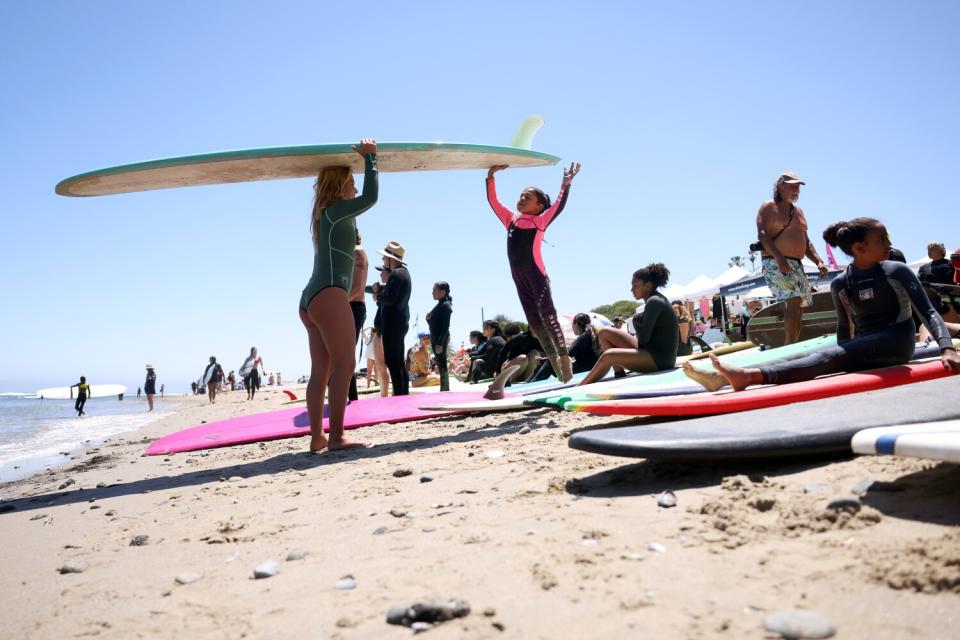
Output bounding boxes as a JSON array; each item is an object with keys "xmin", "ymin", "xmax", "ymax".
[{"xmin": 486, "ymin": 162, "xmax": 580, "ymax": 382}]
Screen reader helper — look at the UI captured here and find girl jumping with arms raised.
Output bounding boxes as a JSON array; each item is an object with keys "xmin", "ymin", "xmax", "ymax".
[{"xmin": 486, "ymin": 161, "xmax": 580, "ymax": 382}]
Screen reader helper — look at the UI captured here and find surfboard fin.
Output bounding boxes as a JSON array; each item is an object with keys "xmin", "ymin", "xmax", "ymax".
[{"xmin": 510, "ymin": 116, "xmax": 545, "ymax": 150}]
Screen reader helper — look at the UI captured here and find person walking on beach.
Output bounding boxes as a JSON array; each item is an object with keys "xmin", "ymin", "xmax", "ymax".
[
  {"xmin": 137, "ymin": 387, "xmax": 141, "ymax": 399},
  {"xmin": 202, "ymin": 356, "xmax": 225, "ymax": 404},
  {"xmin": 144, "ymin": 364, "xmax": 157, "ymax": 411},
  {"xmin": 426, "ymin": 281, "xmax": 453, "ymax": 391},
  {"xmin": 240, "ymin": 347, "xmax": 264, "ymax": 401},
  {"xmin": 486, "ymin": 162, "xmax": 581, "ymax": 381},
  {"xmin": 70, "ymin": 376, "xmax": 90, "ymax": 416},
  {"xmin": 299, "ymin": 138, "xmax": 378, "ymax": 452},
  {"xmin": 755, "ymin": 172, "xmax": 829, "ymax": 344},
  {"xmin": 684, "ymin": 218, "xmax": 960, "ymax": 392},
  {"xmin": 347, "ymin": 229, "xmax": 369, "ymax": 401},
  {"xmin": 371, "ymin": 241, "xmax": 411, "ymax": 396}
]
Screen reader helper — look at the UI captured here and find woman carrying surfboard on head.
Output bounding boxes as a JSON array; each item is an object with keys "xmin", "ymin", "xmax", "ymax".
[
  {"xmin": 299, "ymin": 138, "xmax": 378, "ymax": 452},
  {"xmin": 577, "ymin": 263, "xmax": 680, "ymax": 386},
  {"xmin": 486, "ymin": 162, "xmax": 580, "ymax": 382},
  {"xmin": 683, "ymin": 218, "xmax": 960, "ymax": 393}
]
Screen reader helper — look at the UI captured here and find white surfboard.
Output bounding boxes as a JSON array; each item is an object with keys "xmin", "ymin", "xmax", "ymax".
[
  {"xmin": 851, "ymin": 419, "xmax": 960, "ymax": 463},
  {"xmin": 35, "ymin": 384, "xmax": 128, "ymax": 400}
]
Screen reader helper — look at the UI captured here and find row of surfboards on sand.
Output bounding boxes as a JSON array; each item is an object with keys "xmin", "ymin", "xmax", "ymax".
[
  {"xmin": 145, "ymin": 335, "xmax": 960, "ymax": 464},
  {"xmin": 56, "ymin": 124, "xmax": 959, "ymax": 464}
]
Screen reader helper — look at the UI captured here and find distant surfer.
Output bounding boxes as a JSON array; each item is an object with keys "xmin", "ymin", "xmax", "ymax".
[
  {"xmin": 202, "ymin": 356, "xmax": 225, "ymax": 404},
  {"xmin": 240, "ymin": 347, "xmax": 264, "ymax": 401},
  {"xmin": 299, "ymin": 138, "xmax": 377, "ymax": 452},
  {"xmin": 684, "ymin": 218, "xmax": 960, "ymax": 392},
  {"xmin": 577, "ymin": 263, "xmax": 679, "ymax": 385},
  {"xmin": 426, "ymin": 281, "xmax": 453, "ymax": 391},
  {"xmin": 755, "ymin": 172, "xmax": 829, "ymax": 344},
  {"xmin": 144, "ymin": 364, "xmax": 157, "ymax": 411},
  {"xmin": 347, "ymin": 230, "xmax": 369, "ymax": 401},
  {"xmin": 70, "ymin": 376, "xmax": 90, "ymax": 416},
  {"xmin": 486, "ymin": 162, "xmax": 580, "ymax": 381}
]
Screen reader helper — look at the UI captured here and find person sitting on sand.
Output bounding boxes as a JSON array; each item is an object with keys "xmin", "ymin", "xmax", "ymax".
[
  {"xmin": 407, "ymin": 333, "xmax": 441, "ymax": 387},
  {"xmin": 470, "ymin": 320, "xmax": 506, "ymax": 383},
  {"xmin": 568, "ymin": 313, "xmax": 601, "ymax": 374},
  {"xmin": 683, "ymin": 218, "xmax": 960, "ymax": 392},
  {"xmin": 483, "ymin": 322, "xmax": 544, "ymax": 400},
  {"xmin": 578, "ymin": 263, "xmax": 679, "ymax": 386}
]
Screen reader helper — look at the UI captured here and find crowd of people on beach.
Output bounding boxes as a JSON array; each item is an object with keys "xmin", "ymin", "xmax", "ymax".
[{"xmin": 295, "ymin": 139, "xmax": 960, "ymax": 453}]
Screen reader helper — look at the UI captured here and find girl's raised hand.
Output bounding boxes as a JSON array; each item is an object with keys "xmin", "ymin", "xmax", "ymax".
[
  {"xmin": 487, "ymin": 164, "xmax": 509, "ymax": 178},
  {"xmin": 563, "ymin": 162, "xmax": 581, "ymax": 185},
  {"xmin": 352, "ymin": 138, "xmax": 377, "ymax": 156}
]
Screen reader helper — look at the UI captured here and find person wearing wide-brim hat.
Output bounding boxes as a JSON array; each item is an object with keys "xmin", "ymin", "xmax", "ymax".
[
  {"xmin": 299, "ymin": 138, "xmax": 378, "ymax": 452},
  {"xmin": 144, "ymin": 364, "xmax": 157, "ymax": 412},
  {"xmin": 370, "ymin": 240, "xmax": 412, "ymax": 396}
]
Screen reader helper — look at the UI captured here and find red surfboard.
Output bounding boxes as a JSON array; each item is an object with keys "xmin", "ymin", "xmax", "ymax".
[{"xmin": 570, "ymin": 360, "xmax": 956, "ymax": 417}]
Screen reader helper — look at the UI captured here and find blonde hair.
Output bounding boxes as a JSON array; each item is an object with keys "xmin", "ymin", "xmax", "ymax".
[{"xmin": 311, "ymin": 166, "xmax": 353, "ymax": 247}]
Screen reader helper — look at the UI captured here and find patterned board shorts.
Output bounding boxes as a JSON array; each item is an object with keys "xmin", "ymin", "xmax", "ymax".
[{"xmin": 762, "ymin": 257, "xmax": 813, "ymax": 307}]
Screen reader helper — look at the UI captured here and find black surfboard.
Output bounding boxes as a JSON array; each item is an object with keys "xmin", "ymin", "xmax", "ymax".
[{"xmin": 568, "ymin": 377, "xmax": 960, "ymax": 460}]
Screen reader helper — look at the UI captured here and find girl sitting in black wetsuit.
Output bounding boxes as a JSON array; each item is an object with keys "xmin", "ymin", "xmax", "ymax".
[
  {"xmin": 578, "ymin": 263, "xmax": 679, "ymax": 386},
  {"xmin": 569, "ymin": 313, "xmax": 601, "ymax": 374},
  {"xmin": 684, "ymin": 218, "xmax": 960, "ymax": 391}
]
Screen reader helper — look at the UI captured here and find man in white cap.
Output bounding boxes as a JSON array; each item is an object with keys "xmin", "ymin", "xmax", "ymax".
[
  {"xmin": 755, "ymin": 172, "xmax": 829, "ymax": 344},
  {"xmin": 371, "ymin": 241, "xmax": 412, "ymax": 395}
]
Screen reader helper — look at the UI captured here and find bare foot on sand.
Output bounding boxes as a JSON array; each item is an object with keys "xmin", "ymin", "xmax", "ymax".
[
  {"xmin": 707, "ymin": 352, "xmax": 758, "ymax": 391},
  {"xmin": 681, "ymin": 361, "xmax": 728, "ymax": 392},
  {"xmin": 484, "ymin": 364, "xmax": 521, "ymax": 400},
  {"xmin": 309, "ymin": 434, "xmax": 328, "ymax": 453},
  {"xmin": 328, "ymin": 437, "xmax": 367, "ymax": 451}
]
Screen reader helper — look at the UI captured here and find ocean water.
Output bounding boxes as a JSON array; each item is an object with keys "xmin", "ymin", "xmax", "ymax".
[{"xmin": 0, "ymin": 396, "xmax": 172, "ymax": 483}]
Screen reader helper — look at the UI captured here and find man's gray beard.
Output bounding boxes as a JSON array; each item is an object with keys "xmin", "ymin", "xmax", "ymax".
[{"xmin": 791, "ymin": 193, "xmax": 800, "ymax": 202}]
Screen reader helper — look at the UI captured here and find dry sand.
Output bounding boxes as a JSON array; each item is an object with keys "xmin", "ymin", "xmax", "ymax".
[{"xmin": 1, "ymin": 384, "xmax": 958, "ymax": 639}]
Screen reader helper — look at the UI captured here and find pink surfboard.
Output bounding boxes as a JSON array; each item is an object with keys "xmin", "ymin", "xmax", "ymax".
[
  {"xmin": 145, "ymin": 391, "xmax": 503, "ymax": 455},
  {"xmin": 569, "ymin": 360, "xmax": 956, "ymax": 417}
]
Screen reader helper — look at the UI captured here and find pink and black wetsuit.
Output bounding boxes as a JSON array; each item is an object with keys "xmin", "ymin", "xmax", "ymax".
[{"xmin": 486, "ymin": 177, "xmax": 571, "ymax": 370}]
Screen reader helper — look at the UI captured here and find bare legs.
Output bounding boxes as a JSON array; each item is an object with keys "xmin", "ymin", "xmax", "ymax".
[
  {"xmin": 300, "ymin": 288, "xmax": 366, "ymax": 452},
  {"xmin": 207, "ymin": 382, "xmax": 217, "ymax": 404},
  {"xmin": 146, "ymin": 394, "xmax": 154, "ymax": 411},
  {"xmin": 783, "ymin": 297, "xmax": 803, "ymax": 345},
  {"xmin": 577, "ymin": 327, "xmax": 660, "ymax": 386},
  {"xmin": 682, "ymin": 353, "xmax": 763, "ymax": 392},
  {"xmin": 372, "ymin": 335, "xmax": 390, "ymax": 397}
]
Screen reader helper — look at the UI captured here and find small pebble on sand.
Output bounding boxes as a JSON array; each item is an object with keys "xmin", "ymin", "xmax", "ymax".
[
  {"xmin": 129, "ymin": 535, "xmax": 150, "ymax": 546},
  {"xmin": 393, "ymin": 468, "xmax": 413, "ymax": 478},
  {"xmin": 420, "ymin": 475, "xmax": 433, "ymax": 483},
  {"xmin": 656, "ymin": 491, "xmax": 677, "ymax": 508},
  {"xmin": 286, "ymin": 550, "xmax": 308, "ymax": 561},
  {"xmin": 763, "ymin": 609, "xmax": 836, "ymax": 639},
  {"xmin": 647, "ymin": 542, "xmax": 666, "ymax": 553},
  {"xmin": 518, "ymin": 426, "xmax": 531, "ymax": 435},
  {"xmin": 335, "ymin": 575, "xmax": 357, "ymax": 590},
  {"xmin": 175, "ymin": 573, "xmax": 202, "ymax": 585},
  {"xmin": 253, "ymin": 560, "xmax": 279, "ymax": 579},
  {"xmin": 59, "ymin": 560, "xmax": 89, "ymax": 574}
]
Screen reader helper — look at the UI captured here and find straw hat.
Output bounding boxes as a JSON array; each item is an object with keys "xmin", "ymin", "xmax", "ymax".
[{"xmin": 376, "ymin": 241, "xmax": 407, "ymax": 265}]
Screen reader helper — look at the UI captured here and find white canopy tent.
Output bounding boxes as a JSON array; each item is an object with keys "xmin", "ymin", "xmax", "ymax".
[{"xmin": 661, "ymin": 265, "xmax": 751, "ymax": 301}]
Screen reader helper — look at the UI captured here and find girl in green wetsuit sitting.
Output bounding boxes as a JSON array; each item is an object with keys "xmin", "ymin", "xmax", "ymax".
[
  {"xmin": 578, "ymin": 263, "xmax": 679, "ymax": 386},
  {"xmin": 299, "ymin": 139, "xmax": 378, "ymax": 452}
]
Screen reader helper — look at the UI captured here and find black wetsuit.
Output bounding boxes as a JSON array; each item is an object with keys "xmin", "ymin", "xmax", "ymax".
[
  {"xmin": 378, "ymin": 266, "xmax": 411, "ymax": 396},
  {"xmin": 471, "ymin": 335, "xmax": 506, "ymax": 381},
  {"xmin": 568, "ymin": 330, "xmax": 600, "ymax": 374},
  {"xmin": 74, "ymin": 383, "xmax": 89, "ymax": 416},
  {"xmin": 632, "ymin": 293, "xmax": 680, "ymax": 371},
  {"xmin": 427, "ymin": 298, "xmax": 453, "ymax": 391},
  {"xmin": 494, "ymin": 332, "xmax": 543, "ymax": 375},
  {"xmin": 144, "ymin": 371, "xmax": 156, "ymax": 396},
  {"xmin": 759, "ymin": 261, "xmax": 954, "ymax": 384},
  {"xmin": 918, "ymin": 259, "xmax": 956, "ymax": 314},
  {"xmin": 348, "ymin": 300, "xmax": 366, "ymax": 401}
]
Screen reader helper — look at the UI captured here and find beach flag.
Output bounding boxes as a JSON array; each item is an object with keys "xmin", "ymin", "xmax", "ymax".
[{"xmin": 825, "ymin": 243, "xmax": 839, "ymax": 270}]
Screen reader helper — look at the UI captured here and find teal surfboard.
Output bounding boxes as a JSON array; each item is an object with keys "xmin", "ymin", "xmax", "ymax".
[
  {"xmin": 56, "ymin": 142, "xmax": 561, "ymax": 197},
  {"xmin": 526, "ymin": 335, "xmax": 838, "ymax": 410}
]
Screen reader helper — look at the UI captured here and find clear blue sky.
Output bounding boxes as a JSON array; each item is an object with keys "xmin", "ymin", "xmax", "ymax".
[{"xmin": 1, "ymin": 1, "xmax": 957, "ymax": 393}]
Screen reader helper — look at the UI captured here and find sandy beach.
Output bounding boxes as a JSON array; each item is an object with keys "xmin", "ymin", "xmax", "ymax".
[{"xmin": 1, "ymin": 384, "xmax": 957, "ymax": 639}]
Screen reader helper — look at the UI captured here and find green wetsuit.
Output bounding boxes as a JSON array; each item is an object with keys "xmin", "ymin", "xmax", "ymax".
[{"xmin": 299, "ymin": 153, "xmax": 378, "ymax": 310}]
